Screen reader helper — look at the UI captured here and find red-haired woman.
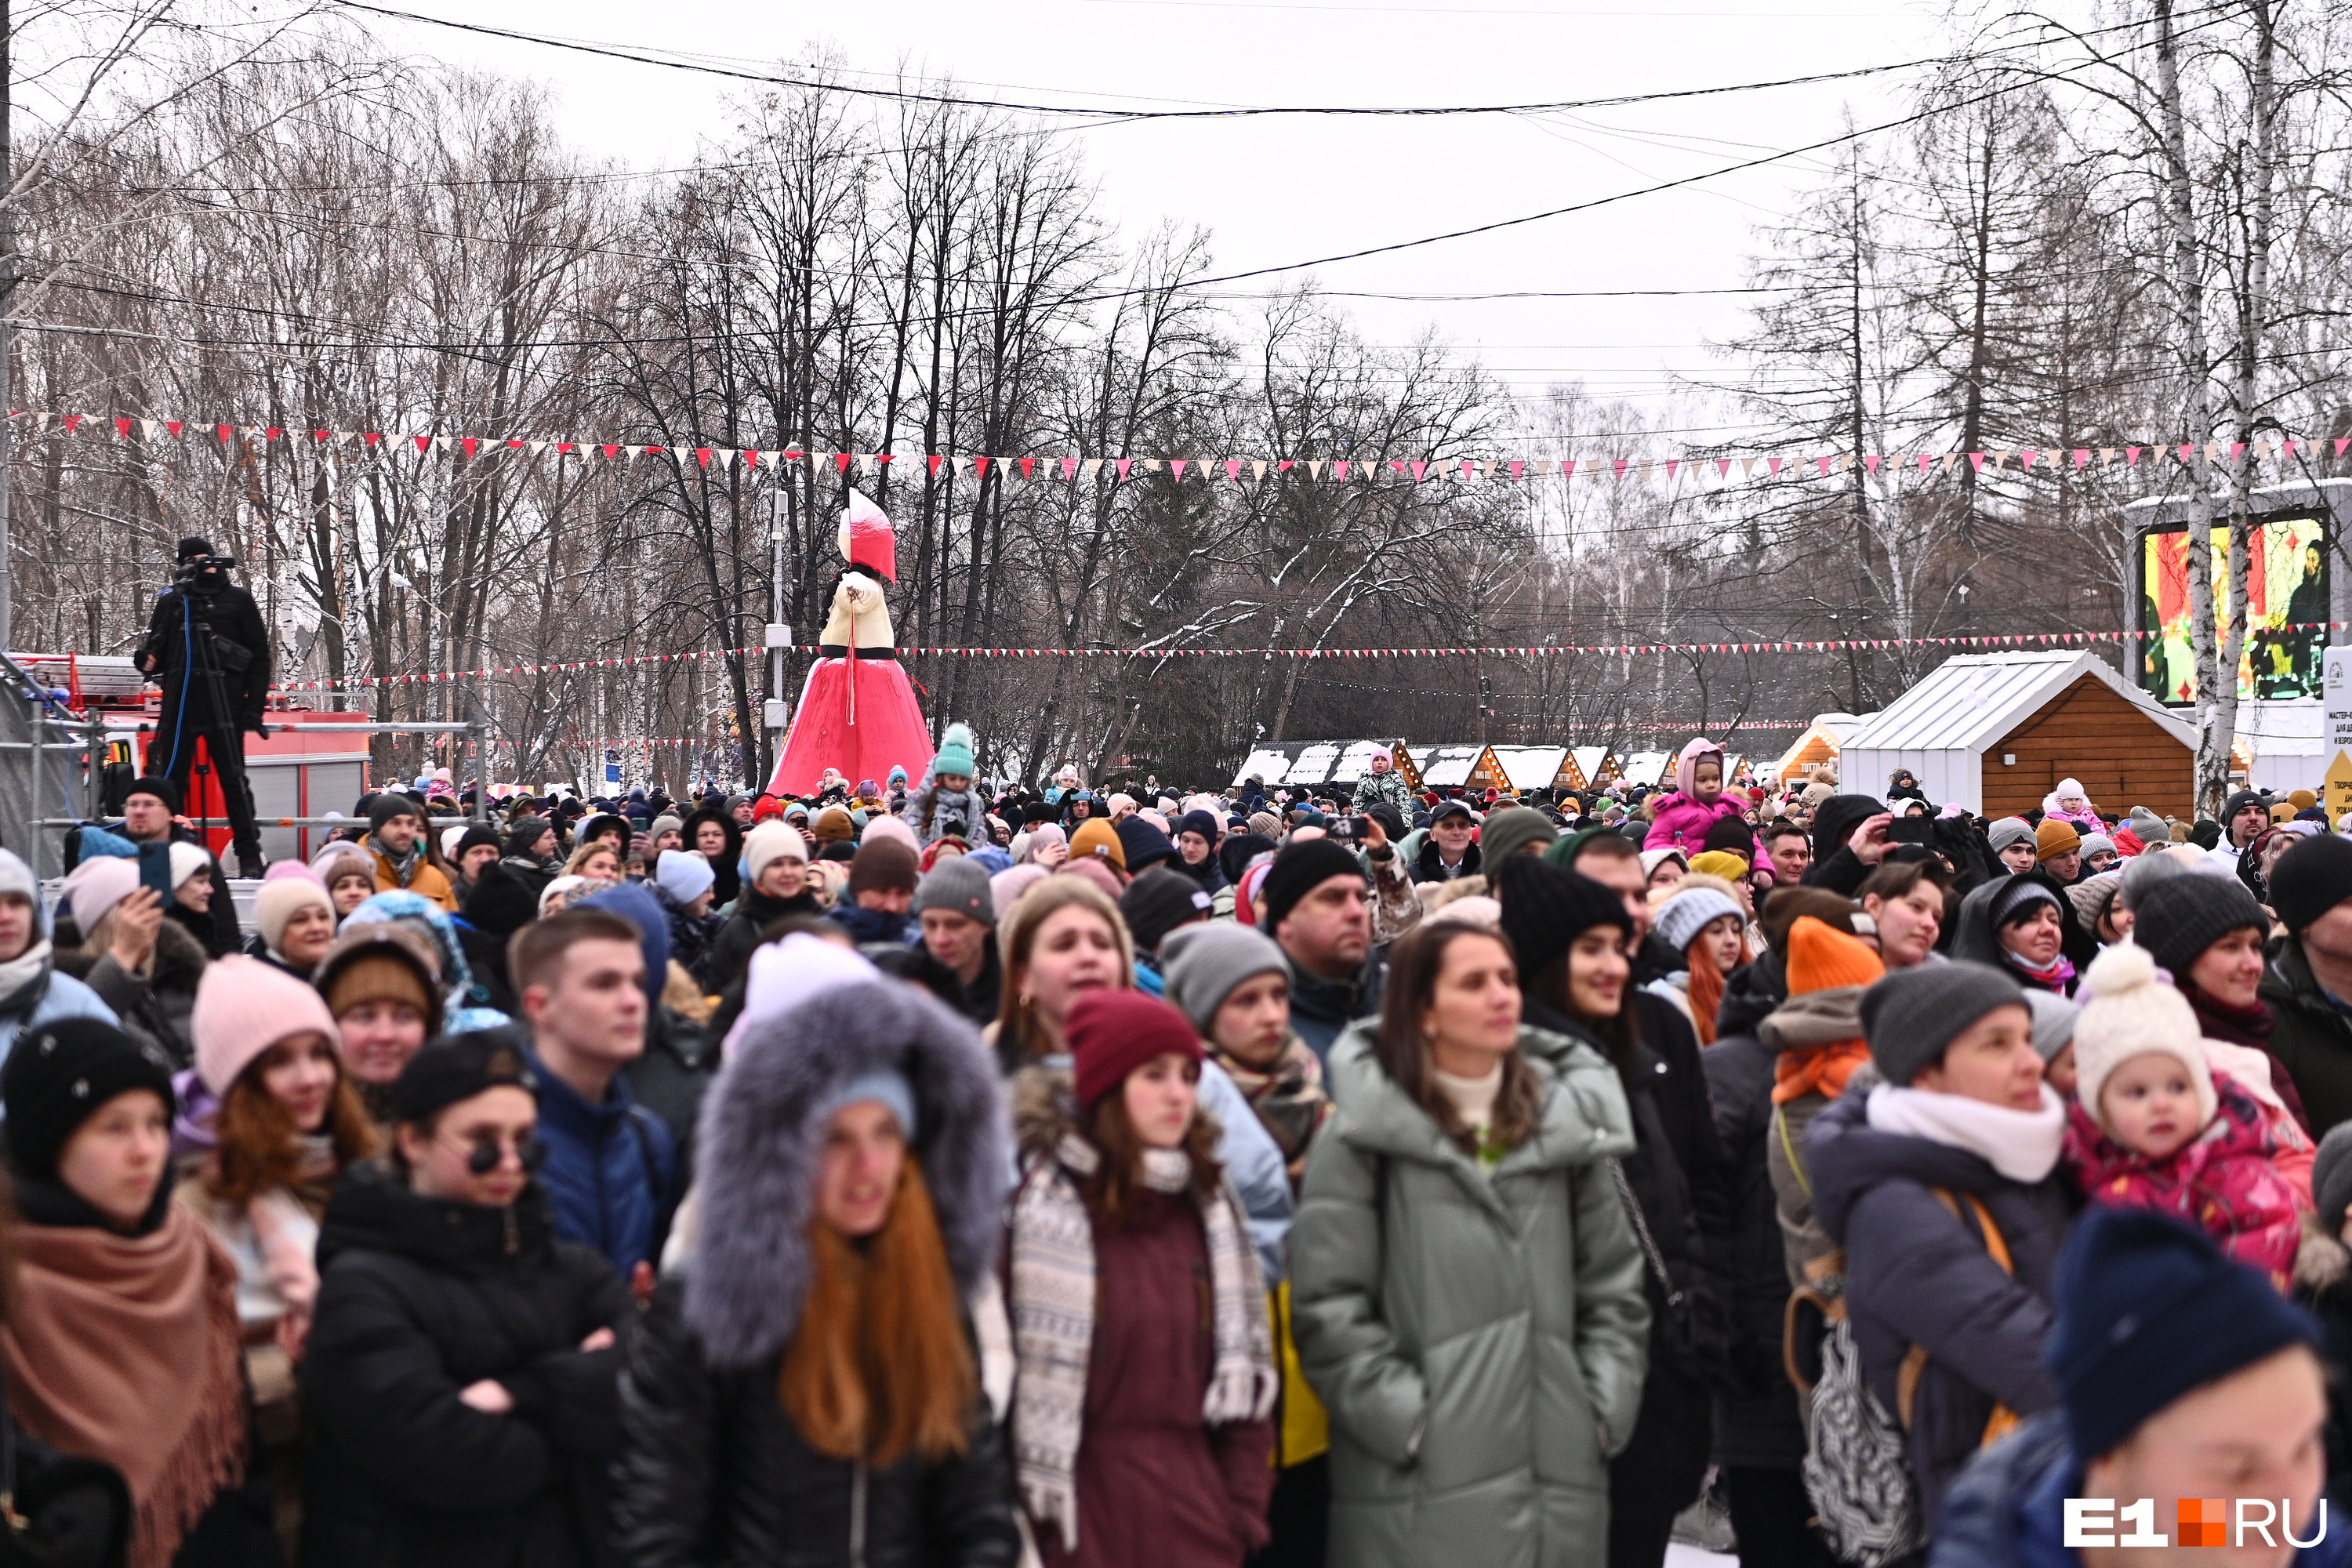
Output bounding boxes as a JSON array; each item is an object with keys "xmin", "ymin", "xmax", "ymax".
[{"xmin": 617, "ymin": 971, "xmax": 1020, "ymax": 1567}]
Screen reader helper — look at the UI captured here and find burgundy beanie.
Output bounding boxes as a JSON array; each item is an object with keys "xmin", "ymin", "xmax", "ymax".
[{"xmin": 1067, "ymin": 989, "xmax": 1203, "ymax": 1111}]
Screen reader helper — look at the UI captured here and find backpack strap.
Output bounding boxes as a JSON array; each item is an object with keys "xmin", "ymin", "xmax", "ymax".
[
  {"xmin": 1895, "ymin": 1188, "xmax": 2019, "ymax": 1444},
  {"xmin": 1775, "ymin": 1105, "xmax": 1811, "ymax": 1200}
]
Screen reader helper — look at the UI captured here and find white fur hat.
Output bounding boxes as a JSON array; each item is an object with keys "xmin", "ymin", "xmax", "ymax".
[{"xmin": 2071, "ymin": 941, "xmax": 2216, "ymax": 1135}]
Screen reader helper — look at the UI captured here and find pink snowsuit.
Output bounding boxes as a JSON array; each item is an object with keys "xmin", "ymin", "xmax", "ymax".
[
  {"xmin": 1644, "ymin": 737, "xmax": 1755, "ymax": 854},
  {"xmin": 2063, "ymin": 1072, "xmax": 2306, "ymax": 1291}
]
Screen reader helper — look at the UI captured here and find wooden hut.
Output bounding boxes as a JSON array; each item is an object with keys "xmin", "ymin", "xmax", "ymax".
[{"xmin": 1838, "ymin": 651, "xmax": 2195, "ymax": 818}]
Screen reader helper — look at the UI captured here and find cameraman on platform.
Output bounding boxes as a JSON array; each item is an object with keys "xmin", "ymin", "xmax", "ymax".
[{"xmin": 136, "ymin": 535, "xmax": 271, "ymax": 877}]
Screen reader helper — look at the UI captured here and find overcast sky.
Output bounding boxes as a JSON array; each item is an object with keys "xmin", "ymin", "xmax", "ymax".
[{"xmin": 350, "ymin": 0, "xmax": 1955, "ymax": 447}]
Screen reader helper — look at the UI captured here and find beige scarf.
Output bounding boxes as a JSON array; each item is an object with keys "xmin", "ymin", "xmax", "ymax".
[{"xmin": 2, "ymin": 1203, "xmax": 247, "ymax": 1568}]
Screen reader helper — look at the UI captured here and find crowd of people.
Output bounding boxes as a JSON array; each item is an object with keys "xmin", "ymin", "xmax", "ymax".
[{"xmin": 2, "ymin": 726, "xmax": 2350, "ymax": 1568}]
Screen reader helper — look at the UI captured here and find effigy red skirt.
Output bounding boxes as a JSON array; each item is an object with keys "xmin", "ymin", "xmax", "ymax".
[{"xmin": 767, "ymin": 655, "xmax": 932, "ymax": 795}]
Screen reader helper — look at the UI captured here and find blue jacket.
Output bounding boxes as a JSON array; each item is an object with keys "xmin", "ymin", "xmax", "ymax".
[
  {"xmin": 0, "ymin": 956, "xmax": 116, "ymax": 1091},
  {"xmin": 1808, "ymin": 1091, "xmax": 2075, "ymax": 1529},
  {"xmin": 1933, "ymin": 1410, "xmax": 2350, "ymax": 1567},
  {"xmin": 521, "ymin": 1042, "xmax": 675, "ymax": 1279}
]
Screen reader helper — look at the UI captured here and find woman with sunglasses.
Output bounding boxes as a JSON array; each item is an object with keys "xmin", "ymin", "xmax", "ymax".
[{"xmin": 300, "ymin": 1030, "xmax": 635, "ymax": 1568}]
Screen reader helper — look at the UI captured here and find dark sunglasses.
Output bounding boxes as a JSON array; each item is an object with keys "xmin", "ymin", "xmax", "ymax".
[{"xmin": 455, "ymin": 1131, "xmax": 547, "ymax": 1175}]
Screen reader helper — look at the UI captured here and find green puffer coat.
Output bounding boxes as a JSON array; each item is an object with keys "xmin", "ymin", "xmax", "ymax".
[{"xmin": 1290, "ymin": 1021, "xmax": 1650, "ymax": 1568}]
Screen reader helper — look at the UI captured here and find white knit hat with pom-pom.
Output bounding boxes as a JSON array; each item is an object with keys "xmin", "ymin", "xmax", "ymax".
[{"xmin": 2070, "ymin": 941, "xmax": 2216, "ymax": 1134}]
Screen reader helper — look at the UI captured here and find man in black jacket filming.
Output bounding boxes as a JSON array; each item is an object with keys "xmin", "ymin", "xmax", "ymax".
[{"xmin": 136, "ymin": 536, "xmax": 271, "ymax": 876}]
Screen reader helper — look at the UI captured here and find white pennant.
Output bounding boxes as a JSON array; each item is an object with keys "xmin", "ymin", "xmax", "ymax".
[
  {"xmin": 1082, "ymin": 458, "xmax": 1103, "ymax": 481},
  {"xmin": 1308, "ymin": 459, "xmax": 1326, "ymax": 480},
  {"xmin": 1252, "ymin": 459, "xmax": 1267, "ymax": 481}
]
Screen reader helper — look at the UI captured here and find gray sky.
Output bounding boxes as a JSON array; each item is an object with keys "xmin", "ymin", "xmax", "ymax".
[{"xmin": 354, "ymin": 0, "xmax": 1954, "ymax": 448}]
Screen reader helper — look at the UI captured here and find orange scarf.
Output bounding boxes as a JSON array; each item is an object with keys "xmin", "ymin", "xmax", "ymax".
[
  {"xmin": 2, "ymin": 1203, "xmax": 247, "ymax": 1568},
  {"xmin": 1772, "ymin": 1040, "xmax": 1872, "ymax": 1105}
]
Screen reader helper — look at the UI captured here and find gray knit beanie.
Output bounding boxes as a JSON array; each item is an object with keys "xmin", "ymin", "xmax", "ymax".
[
  {"xmin": 1859, "ymin": 960, "xmax": 2030, "ymax": 1086},
  {"xmin": 909, "ymin": 855, "xmax": 996, "ymax": 927},
  {"xmin": 1479, "ymin": 807, "xmax": 1557, "ymax": 863},
  {"xmin": 1161, "ymin": 922, "xmax": 1290, "ymax": 1036},
  {"xmin": 2127, "ymin": 874, "xmax": 2267, "ymax": 983},
  {"xmin": 1986, "ymin": 817, "xmax": 2036, "ymax": 854},
  {"xmin": 2116, "ymin": 845, "xmax": 2187, "ymax": 910},
  {"xmin": 2314, "ymin": 1123, "xmax": 2352, "ymax": 1231}
]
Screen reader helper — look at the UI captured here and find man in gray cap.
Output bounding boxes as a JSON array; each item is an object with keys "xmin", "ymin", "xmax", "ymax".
[
  {"xmin": 1985, "ymin": 817, "xmax": 2038, "ymax": 876},
  {"xmin": 910, "ymin": 857, "xmax": 998, "ymax": 1025}
]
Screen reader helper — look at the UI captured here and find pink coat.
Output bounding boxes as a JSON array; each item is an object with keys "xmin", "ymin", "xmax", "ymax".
[
  {"xmin": 1643, "ymin": 792, "xmax": 1751, "ymax": 854},
  {"xmin": 2063, "ymin": 1073, "xmax": 2305, "ymax": 1290}
]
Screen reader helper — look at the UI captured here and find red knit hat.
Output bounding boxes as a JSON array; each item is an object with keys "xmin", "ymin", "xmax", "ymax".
[{"xmin": 1067, "ymin": 990, "xmax": 1202, "ymax": 1111}]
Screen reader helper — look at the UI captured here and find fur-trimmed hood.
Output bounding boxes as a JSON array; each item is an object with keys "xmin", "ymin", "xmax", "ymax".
[{"xmin": 684, "ymin": 977, "xmax": 1008, "ymax": 1369}]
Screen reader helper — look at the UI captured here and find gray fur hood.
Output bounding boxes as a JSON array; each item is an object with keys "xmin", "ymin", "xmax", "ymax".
[{"xmin": 684, "ymin": 976, "xmax": 1009, "ymax": 1369}]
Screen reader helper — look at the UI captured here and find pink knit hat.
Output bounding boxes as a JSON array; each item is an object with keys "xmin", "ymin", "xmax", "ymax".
[
  {"xmin": 60, "ymin": 855, "xmax": 139, "ymax": 940},
  {"xmin": 193, "ymin": 953, "xmax": 342, "ymax": 1095}
]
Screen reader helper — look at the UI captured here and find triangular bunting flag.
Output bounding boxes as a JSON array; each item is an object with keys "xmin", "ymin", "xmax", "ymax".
[{"xmin": 1167, "ymin": 460, "xmax": 1185, "ymax": 481}]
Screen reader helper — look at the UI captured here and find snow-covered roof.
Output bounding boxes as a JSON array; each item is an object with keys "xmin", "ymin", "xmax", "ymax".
[
  {"xmin": 1840, "ymin": 651, "xmax": 2195, "ymax": 754},
  {"xmin": 1410, "ymin": 744, "xmax": 1494, "ymax": 789},
  {"xmin": 1570, "ymin": 746, "xmax": 1614, "ymax": 784},
  {"xmin": 1488, "ymin": 745, "xmax": 1569, "ymax": 792},
  {"xmin": 1230, "ymin": 739, "xmax": 1403, "ymax": 788},
  {"xmin": 1620, "ymin": 750, "xmax": 1672, "ymax": 786}
]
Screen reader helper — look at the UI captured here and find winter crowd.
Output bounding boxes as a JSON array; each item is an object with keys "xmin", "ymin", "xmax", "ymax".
[{"xmin": 3, "ymin": 723, "xmax": 2352, "ymax": 1568}]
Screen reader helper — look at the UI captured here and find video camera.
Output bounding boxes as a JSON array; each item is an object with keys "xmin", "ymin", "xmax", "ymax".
[{"xmin": 172, "ymin": 553, "xmax": 238, "ymax": 587}]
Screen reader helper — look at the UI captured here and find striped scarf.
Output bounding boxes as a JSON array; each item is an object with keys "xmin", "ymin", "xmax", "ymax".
[{"xmin": 1008, "ymin": 1134, "xmax": 1275, "ymax": 1549}]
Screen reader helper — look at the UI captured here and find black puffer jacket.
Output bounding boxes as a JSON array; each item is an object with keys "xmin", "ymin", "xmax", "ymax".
[
  {"xmin": 617, "ymin": 1286, "xmax": 1017, "ymax": 1568},
  {"xmin": 706, "ymin": 884, "xmax": 822, "ymax": 995},
  {"xmin": 1696, "ymin": 949, "xmax": 1811, "ymax": 1469},
  {"xmin": 299, "ymin": 1166, "xmax": 636, "ymax": 1568}
]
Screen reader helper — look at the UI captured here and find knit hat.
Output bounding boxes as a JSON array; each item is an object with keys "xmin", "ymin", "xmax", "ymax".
[
  {"xmin": 123, "ymin": 775, "xmax": 180, "ymax": 815},
  {"xmin": 1114, "ymin": 816, "xmax": 1178, "ymax": 875},
  {"xmin": 1065, "ymin": 989, "xmax": 1203, "ymax": 1112},
  {"xmin": 2313, "ymin": 1122, "xmax": 2352, "ymax": 1229},
  {"xmin": 1785, "ymin": 916, "xmax": 1885, "ymax": 996},
  {"xmin": 742, "ymin": 820, "xmax": 809, "ymax": 887},
  {"xmin": 316, "ymin": 923, "xmax": 445, "ymax": 1034},
  {"xmin": 989, "ymin": 863, "xmax": 1049, "ymax": 916},
  {"xmin": 2024, "ymin": 990, "xmax": 2080, "ymax": 1064},
  {"xmin": 2078, "ymin": 832, "xmax": 2115, "ymax": 863},
  {"xmin": 1991, "ymin": 877, "xmax": 2062, "ymax": 931},
  {"xmin": 1119, "ymin": 866, "xmax": 1214, "ymax": 954},
  {"xmin": 0, "ymin": 850, "xmax": 34, "ymax": 911},
  {"xmin": 1174, "ymin": 810, "xmax": 1220, "ymax": 845},
  {"xmin": 2, "ymin": 1017, "xmax": 176, "ymax": 1181},
  {"xmin": 814, "ymin": 1066, "xmax": 920, "ymax": 1142},
  {"xmin": 1653, "ymin": 885, "xmax": 1743, "ymax": 956},
  {"xmin": 2128, "ymin": 873, "xmax": 2267, "ymax": 981},
  {"xmin": 2267, "ymin": 833, "xmax": 2352, "ymax": 935},
  {"xmin": 503, "ymin": 818, "xmax": 553, "ymax": 858},
  {"xmin": 912, "ymin": 857, "xmax": 995, "ymax": 926},
  {"xmin": 645, "ymin": 815, "xmax": 684, "ymax": 845},
  {"xmin": 460, "ymin": 863, "xmax": 539, "ymax": 938},
  {"xmin": 1478, "ymin": 806, "xmax": 1555, "ymax": 863},
  {"xmin": 2128, "ymin": 806, "xmax": 2167, "ymax": 843},
  {"xmin": 368, "ymin": 793, "xmax": 422, "ymax": 835},
  {"xmin": 2049, "ymin": 1207, "xmax": 2319, "ymax": 1463},
  {"xmin": 60, "ymin": 855, "xmax": 139, "ymax": 941},
  {"xmin": 254, "ymin": 876, "xmax": 333, "ymax": 955},
  {"xmin": 2221, "ymin": 789, "xmax": 2268, "ymax": 830},
  {"xmin": 1247, "ymin": 811, "xmax": 1282, "ymax": 840},
  {"xmin": 1494, "ymin": 854, "xmax": 1632, "ymax": 984},
  {"xmin": 931, "ymin": 722, "xmax": 977, "ymax": 779},
  {"xmin": 847, "ymin": 838, "xmax": 920, "ymax": 898},
  {"xmin": 191, "ymin": 954, "xmax": 343, "ymax": 1097},
  {"xmin": 2069, "ymin": 942, "xmax": 2215, "ymax": 1133},
  {"xmin": 391, "ymin": 1028, "xmax": 536, "ymax": 1123},
  {"xmin": 1258, "ymin": 838, "xmax": 1367, "ymax": 934},
  {"xmin": 654, "ymin": 848, "xmax": 716, "ymax": 906},
  {"xmin": 1986, "ymin": 817, "xmax": 2036, "ymax": 854},
  {"xmin": 1859, "ymin": 961, "xmax": 2029, "ymax": 1087},
  {"xmin": 1069, "ymin": 818, "xmax": 1126, "ymax": 872},
  {"xmin": 2065, "ymin": 873, "xmax": 2122, "ymax": 937},
  {"xmin": 167, "ymin": 842, "xmax": 212, "ymax": 895},
  {"xmin": 2117, "ymin": 844, "xmax": 2187, "ymax": 910},
  {"xmin": 1161, "ymin": 923, "xmax": 1290, "ymax": 1036},
  {"xmin": 2034, "ymin": 818, "xmax": 2082, "ymax": 861},
  {"xmin": 810, "ymin": 805, "xmax": 856, "ymax": 844}
]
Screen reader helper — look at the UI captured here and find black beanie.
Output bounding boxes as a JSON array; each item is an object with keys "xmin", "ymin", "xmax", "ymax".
[
  {"xmin": 1260, "ymin": 839, "xmax": 1367, "ymax": 933},
  {"xmin": 176, "ymin": 535, "xmax": 216, "ymax": 562},
  {"xmin": 393, "ymin": 1029, "xmax": 536, "ymax": 1123},
  {"xmin": 1859, "ymin": 960, "xmax": 2027, "ymax": 1086},
  {"xmin": 460, "ymin": 863, "xmax": 540, "ymax": 938},
  {"xmin": 454, "ymin": 823, "xmax": 503, "ymax": 858},
  {"xmin": 2049, "ymin": 1207, "xmax": 2318, "ymax": 1461},
  {"xmin": 1494, "ymin": 854, "xmax": 1631, "ymax": 984},
  {"xmin": 1114, "ymin": 816, "xmax": 1178, "ymax": 873},
  {"xmin": 503, "ymin": 817, "xmax": 553, "ymax": 858},
  {"xmin": 2268, "ymin": 833, "xmax": 2352, "ymax": 935},
  {"xmin": 1120, "ymin": 866, "xmax": 1214, "ymax": 954},
  {"xmin": 2129, "ymin": 873, "xmax": 2269, "ymax": 979},
  {"xmin": 1700, "ymin": 813, "xmax": 1756, "ymax": 858},
  {"xmin": 369, "ymin": 793, "xmax": 422, "ymax": 836},
  {"xmin": 124, "ymin": 775, "xmax": 180, "ymax": 815},
  {"xmin": 2, "ymin": 1018, "xmax": 177, "ymax": 1180}
]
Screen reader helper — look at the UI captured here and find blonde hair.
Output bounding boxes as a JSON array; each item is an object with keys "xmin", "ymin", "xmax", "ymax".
[
  {"xmin": 993, "ymin": 876, "xmax": 1134, "ymax": 1060},
  {"xmin": 564, "ymin": 841, "xmax": 620, "ymax": 878}
]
